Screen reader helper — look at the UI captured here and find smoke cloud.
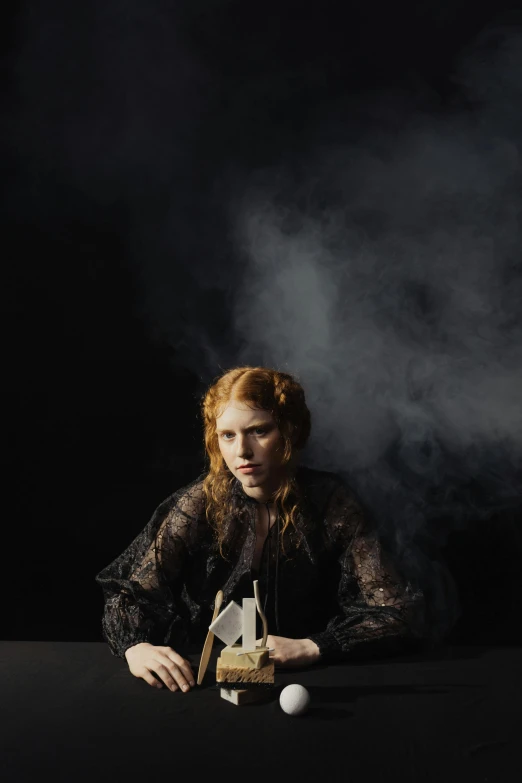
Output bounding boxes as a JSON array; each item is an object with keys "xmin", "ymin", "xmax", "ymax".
[
  {"xmin": 203, "ymin": 23, "xmax": 522, "ymax": 534},
  {"xmin": 7, "ymin": 3, "xmax": 522, "ymax": 637}
]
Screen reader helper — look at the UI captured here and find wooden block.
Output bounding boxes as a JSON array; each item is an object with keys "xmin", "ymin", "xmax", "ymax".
[
  {"xmin": 220, "ymin": 643, "xmax": 270, "ymax": 670},
  {"xmin": 220, "ymin": 688, "xmax": 271, "ymax": 706},
  {"xmin": 216, "ymin": 657, "xmax": 275, "ymax": 686}
]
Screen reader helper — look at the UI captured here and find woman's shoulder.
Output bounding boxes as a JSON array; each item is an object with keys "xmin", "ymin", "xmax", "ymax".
[
  {"xmin": 296, "ymin": 463, "xmax": 345, "ymax": 492},
  {"xmin": 296, "ymin": 464, "xmax": 348, "ymax": 511},
  {"xmin": 297, "ymin": 464, "xmax": 369, "ymax": 518},
  {"xmin": 159, "ymin": 472, "xmax": 208, "ymax": 519}
]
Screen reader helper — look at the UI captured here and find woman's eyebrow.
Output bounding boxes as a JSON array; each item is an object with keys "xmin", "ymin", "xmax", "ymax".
[{"xmin": 217, "ymin": 421, "xmax": 270, "ymax": 433}]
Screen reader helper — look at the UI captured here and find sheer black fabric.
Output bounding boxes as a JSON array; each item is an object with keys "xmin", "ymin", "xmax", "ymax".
[{"xmin": 95, "ymin": 465, "xmax": 452, "ymax": 662}]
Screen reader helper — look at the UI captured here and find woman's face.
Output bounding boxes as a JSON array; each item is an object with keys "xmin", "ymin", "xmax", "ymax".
[{"xmin": 216, "ymin": 400, "xmax": 287, "ymax": 497}]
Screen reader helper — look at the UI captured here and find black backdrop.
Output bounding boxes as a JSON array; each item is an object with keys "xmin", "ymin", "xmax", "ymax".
[{"xmin": 2, "ymin": 0, "xmax": 521, "ymax": 648}]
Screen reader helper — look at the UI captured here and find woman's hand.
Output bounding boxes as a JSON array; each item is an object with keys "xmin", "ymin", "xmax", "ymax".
[
  {"xmin": 124, "ymin": 643, "xmax": 196, "ymax": 692},
  {"xmin": 255, "ymin": 635, "xmax": 321, "ymax": 668}
]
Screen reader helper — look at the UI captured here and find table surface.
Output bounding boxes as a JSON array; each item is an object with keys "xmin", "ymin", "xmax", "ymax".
[{"xmin": 1, "ymin": 641, "xmax": 520, "ymax": 783}]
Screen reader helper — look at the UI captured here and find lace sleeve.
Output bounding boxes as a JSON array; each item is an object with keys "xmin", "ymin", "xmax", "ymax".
[
  {"xmin": 306, "ymin": 479, "xmax": 427, "ymax": 663},
  {"xmin": 95, "ymin": 479, "xmax": 205, "ymax": 658}
]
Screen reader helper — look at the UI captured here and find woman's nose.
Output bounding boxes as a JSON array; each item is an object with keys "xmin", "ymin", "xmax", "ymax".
[{"xmin": 236, "ymin": 435, "xmax": 252, "ymax": 456}]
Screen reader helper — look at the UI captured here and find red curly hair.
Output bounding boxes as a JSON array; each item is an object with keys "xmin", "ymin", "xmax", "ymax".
[{"xmin": 200, "ymin": 366, "xmax": 311, "ymax": 559}]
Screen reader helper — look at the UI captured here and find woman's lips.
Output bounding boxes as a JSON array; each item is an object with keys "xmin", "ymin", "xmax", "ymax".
[{"xmin": 238, "ymin": 465, "xmax": 260, "ymax": 473}]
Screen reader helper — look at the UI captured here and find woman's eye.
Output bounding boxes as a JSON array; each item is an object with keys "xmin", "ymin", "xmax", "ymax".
[{"xmin": 221, "ymin": 428, "xmax": 267, "ymax": 440}]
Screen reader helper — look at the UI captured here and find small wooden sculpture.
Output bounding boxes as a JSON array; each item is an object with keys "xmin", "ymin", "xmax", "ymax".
[{"xmin": 201, "ymin": 580, "xmax": 275, "ymax": 706}]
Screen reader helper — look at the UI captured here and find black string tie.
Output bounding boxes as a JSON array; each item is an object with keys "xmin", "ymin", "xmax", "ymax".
[{"xmin": 263, "ymin": 502, "xmax": 280, "ymax": 636}]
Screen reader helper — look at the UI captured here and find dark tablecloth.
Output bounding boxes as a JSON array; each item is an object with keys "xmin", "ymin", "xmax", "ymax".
[{"xmin": 1, "ymin": 641, "xmax": 520, "ymax": 782}]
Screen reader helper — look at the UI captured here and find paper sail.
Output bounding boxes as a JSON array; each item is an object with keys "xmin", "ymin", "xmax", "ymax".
[{"xmin": 208, "ymin": 600, "xmax": 243, "ymax": 646}]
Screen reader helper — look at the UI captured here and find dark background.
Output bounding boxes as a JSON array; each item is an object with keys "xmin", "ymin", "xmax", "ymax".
[{"xmin": 2, "ymin": 0, "xmax": 521, "ymax": 646}]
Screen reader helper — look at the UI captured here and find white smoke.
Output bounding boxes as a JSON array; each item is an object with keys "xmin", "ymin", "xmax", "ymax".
[
  {"xmin": 215, "ymin": 27, "xmax": 522, "ymax": 542},
  {"xmin": 10, "ymin": 2, "xmax": 521, "ymax": 638}
]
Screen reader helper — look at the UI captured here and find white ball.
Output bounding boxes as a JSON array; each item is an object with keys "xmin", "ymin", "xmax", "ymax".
[{"xmin": 279, "ymin": 684, "xmax": 311, "ymax": 716}]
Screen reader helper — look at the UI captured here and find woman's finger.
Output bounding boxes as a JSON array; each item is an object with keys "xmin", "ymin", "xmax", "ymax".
[
  {"xmin": 166, "ymin": 652, "xmax": 196, "ymax": 686},
  {"xmin": 155, "ymin": 661, "xmax": 189, "ymax": 692},
  {"xmin": 141, "ymin": 671, "xmax": 164, "ymax": 689}
]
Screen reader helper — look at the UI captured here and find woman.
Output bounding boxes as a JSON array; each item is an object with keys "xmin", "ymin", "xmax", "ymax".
[{"xmin": 95, "ymin": 366, "xmax": 430, "ymax": 693}]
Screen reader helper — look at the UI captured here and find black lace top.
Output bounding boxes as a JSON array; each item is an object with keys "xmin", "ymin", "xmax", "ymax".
[{"xmin": 95, "ymin": 464, "xmax": 432, "ymax": 663}]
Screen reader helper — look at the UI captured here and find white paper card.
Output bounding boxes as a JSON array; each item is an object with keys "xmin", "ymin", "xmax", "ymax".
[
  {"xmin": 209, "ymin": 600, "xmax": 243, "ymax": 646},
  {"xmin": 242, "ymin": 598, "xmax": 256, "ymax": 651}
]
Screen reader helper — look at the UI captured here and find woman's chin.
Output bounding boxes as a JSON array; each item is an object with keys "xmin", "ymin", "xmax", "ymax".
[{"xmin": 237, "ymin": 473, "xmax": 260, "ymax": 483}]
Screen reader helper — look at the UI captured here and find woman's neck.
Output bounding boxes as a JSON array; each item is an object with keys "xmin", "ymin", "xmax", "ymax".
[{"xmin": 241, "ymin": 485, "xmax": 277, "ymax": 505}]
